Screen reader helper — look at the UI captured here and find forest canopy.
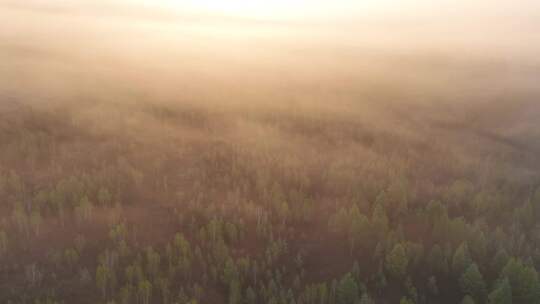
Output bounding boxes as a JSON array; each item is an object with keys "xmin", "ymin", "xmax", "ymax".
[{"xmin": 1, "ymin": 1, "xmax": 540, "ymax": 304}]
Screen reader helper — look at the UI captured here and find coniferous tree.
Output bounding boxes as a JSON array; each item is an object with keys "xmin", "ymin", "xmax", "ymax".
[
  {"xmin": 488, "ymin": 278, "xmax": 512, "ymax": 304},
  {"xmin": 453, "ymin": 243, "xmax": 472, "ymax": 277},
  {"xmin": 501, "ymin": 258, "xmax": 540, "ymax": 304},
  {"xmin": 459, "ymin": 263, "xmax": 486, "ymax": 303},
  {"xmin": 337, "ymin": 273, "xmax": 358, "ymax": 304},
  {"xmin": 385, "ymin": 244, "xmax": 409, "ymax": 279}
]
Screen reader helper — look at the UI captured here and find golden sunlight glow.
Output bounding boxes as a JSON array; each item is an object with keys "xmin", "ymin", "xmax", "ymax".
[
  {"xmin": 139, "ymin": 0, "xmax": 396, "ymax": 20},
  {"xmin": 185, "ymin": 0, "xmax": 303, "ymax": 18}
]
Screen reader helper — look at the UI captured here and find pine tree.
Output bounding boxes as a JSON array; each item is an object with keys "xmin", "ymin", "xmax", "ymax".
[
  {"xmin": 98, "ymin": 187, "xmax": 112, "ymax": 206},
  {"xmin": 460, "ymin": 263, "xmax": 486, "ymax": 303},
  {"xmin": 138, "ymin": 280, "xmax": 152, "ymax": 304},
  {"xmin": 488, "ymin": 278, "xmax": 512, "ymax": 304},
  {"xmin": 337, "ymin": 273, "xmax": 359, "ymax": 304},
  {"xmin": 348, "ymin": 212, "xmax": 370, "ymax": 255},
  {"xmin": 385, "ymin": 244, "xmax": 409, "ymax": 279},
  {"xmin": 452, "ymin": 243, "xmax": 472, "ymax": 277},
  {"xmin": 501, "ymin": 258, "xmax": 540, "ymax": 304},
  {"xmin": 96, "ymin": 265, "xmax": 110, "ymax": 299},
  {"xmin": 427, "ymin": 244, "xmax": 448, "ymax": 274},
  {"xmin": 492, "ymin": 248, "xmax": 510, "ymax": 275}
]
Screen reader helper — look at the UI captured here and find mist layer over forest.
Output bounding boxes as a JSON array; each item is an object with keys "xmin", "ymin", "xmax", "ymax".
[{"xmin": 1, "ymin": 1, "xmax": 540, "ymax": 304}]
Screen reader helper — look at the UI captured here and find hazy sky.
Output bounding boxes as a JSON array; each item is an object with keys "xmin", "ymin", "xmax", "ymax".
[
  {"xmin": 1, "ymin": 0, "xmax": 539, "ymax": 109},
  {"xmin": 2, "ymin": 0, "xmax": 539, "ymax": 58},
  {"xmin": 4, "ymin": 0, "xmax": 540, "ymax": 21}
]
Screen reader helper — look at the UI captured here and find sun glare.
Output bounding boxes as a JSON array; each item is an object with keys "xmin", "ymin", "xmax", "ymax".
[
  {"xmin": 189, "ymin": 0, "xmax": 292, "ymax": 17},
  {"xmin": 141, "ymin": 0, "xmax": 392, "ymax": 21},
  {"xmin": 156, "ymin": 0, "xmax": 321, "ymax": 20}
]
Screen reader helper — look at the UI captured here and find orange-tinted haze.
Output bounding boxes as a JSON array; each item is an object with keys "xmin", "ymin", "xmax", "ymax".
[{"xmin": 0, "ymin": 0, "xmax": 539, "ymax": 113}]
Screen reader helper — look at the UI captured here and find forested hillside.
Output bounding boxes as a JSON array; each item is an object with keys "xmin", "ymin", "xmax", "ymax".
[{"xmin": 1, "ymin": 98, "xmax": 539, "ymax": 304}]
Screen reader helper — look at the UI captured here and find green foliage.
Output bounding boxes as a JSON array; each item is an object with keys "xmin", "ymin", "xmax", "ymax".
[
  {"xmin": 385, "ymin": 244, "xmax": 409, "ymax": 279},
  {"xmin": 96, "ymin": 264, "xmax": 111, "ymax": 299},
  {"xmin": 492, "ymin": 248, "xmax": 510, "ymax": 275},
  {"xmin": 109, "ymin": 223, "xmax": 127, "ymax": 243},
  {"xmin": 348, "ymin": 206, "xmax": 370, "ymax": 254},
  {"xmin": 428, "ymin": 244, "xmax": 448, "ymax": 275},
  {"xmin": 373, "ymin": 267, "xmax": 387, "ymax": 292},
  {"xmin": 98, "ymin": 187, "xmax": 113, "ymax": 206},
  {"xmin": 371, "ymin": 203, "xmax": 389, "ymax": 238},
  {"xmin": 426, "ymin": 200, "xmax": 447, "ymax": 224},
  {"xmin": 514, "ymin": 202, "xmax": 535, "ymax": 231},
  {"xmin": 2, "ymin": 103, "xmax": 540, "ymax": 304},
  {"xmin": 337, "ymin": 273, "xmax": 359, "ymax": 304},
  {"xmin": 488, "ymin": 278, "xmax": 512, "ymax": 304},
  {"xmin": 453, "ymin": 243, "xmax": 473, "ymax": 277},
  {"xmin": 145, "ymin": 247, "xmax": 161, "ymax": 279},
  {"xmin": 405, "ymin": 276, "xmax": 418, "ymax": 303},
  {"xmin": 329, "ymin": 208, "xmax": 349, "ymax": 233},
  {"xmin": 227, "ymin": 279, "xmax": 241, "ymax": 304},
  {"xmin": 459, "ymin": 263, "xmax": 486, "ymax": 303},
  {"xmin": 0, "ymin": 230, "xmax": 7, "ymax": 256},
  {"xmin": 75, "ymin": 196, "xmax": 93, "ymax": 222},
  {"xmin": 399, "ymin": 296, "xmax": 414, "ymax": 304},
  {"xmin": 137, "ymin": 280, "xmax": 152, "ymax": 304},
  {"xmin": 461, "ymin": 295, "xmax": 476, "ymax": 304},
  {"xmin": 501, "ymin": 258, "xmax": 540, "ymax": 304},
  {"xmin": 64, "ymin": 248, "xmax": 79, "ymax": 269}
]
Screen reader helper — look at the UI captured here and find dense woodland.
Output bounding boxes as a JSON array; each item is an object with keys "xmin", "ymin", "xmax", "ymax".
[
  {"xmin": 1, "ymin": 98, "xmax": 539, "ymax": 304},
  {"xmin": 3, "ymin": 0, "xmax": 540, "ymax": 302}
]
